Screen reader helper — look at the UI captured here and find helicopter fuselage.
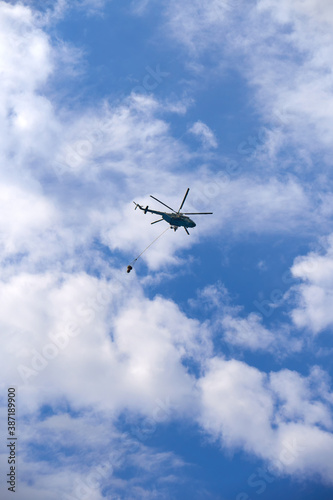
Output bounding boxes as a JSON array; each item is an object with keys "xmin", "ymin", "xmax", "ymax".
[{"xmin": 162, "ymin": 213, "xmax": 196, "ymax": 228}]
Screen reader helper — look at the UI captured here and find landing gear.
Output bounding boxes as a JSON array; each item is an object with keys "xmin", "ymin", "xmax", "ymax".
[{"xmin": 171, "ymin": 226, "xmax": 178, "ymax": 232}]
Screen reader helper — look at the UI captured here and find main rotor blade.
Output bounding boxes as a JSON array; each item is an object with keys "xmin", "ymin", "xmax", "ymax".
[
  {"xmin": 178, "ymin": 188, "xmax": 190, "ymax": 213},
  {"xmin": 150, "ymin": 195, "xmax": 176, "ymax": 213},
  {"xmin": 183, "ymin": 212, "xmax": 213, "ymax": 215},
  {"xmin": 184, "ymin": 227, "xmax": 190, "ymax": 235},
  {"xmin": 151, "ymin": 219, "xmax": 164, "ymax": 225}
]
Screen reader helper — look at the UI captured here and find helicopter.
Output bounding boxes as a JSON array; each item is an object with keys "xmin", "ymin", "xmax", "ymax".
[{"xmin": 133, "ymin": 188, "xmax": 213, "ymax": 235}]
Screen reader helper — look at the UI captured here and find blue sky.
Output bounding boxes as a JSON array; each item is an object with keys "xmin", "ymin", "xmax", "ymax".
[{"xmin": 1, "ymin": 0, "xmax": 333, "ymax": 499}]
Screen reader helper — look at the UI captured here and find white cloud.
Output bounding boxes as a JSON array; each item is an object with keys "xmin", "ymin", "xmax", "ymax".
[
  {"xmin": 190, "ymin": 283, "xmax": 303, "ymax": 355},
  {"xmin": 0, "ymin": 408, "xmax": 188, "ymax": 500},
  {"xmin": 0, "ymin": 182, "xmax": 58, "ymax": 259},
  {"xmin": 241, "ymin": 0, "xmax": 333, "ymax": 157},
  {"xmin": 54, "ymin": 93, "xmax": 187, "ymax": 180},
  {"xmin": 0, "ymin": 268, "xmax": 213, "ymax": 418},
  {"xmin": 290, "ymin": 234, "xmax": 333, "ymax": 334},
  {"xmin": 0, "ymin": 2, "xmax": 61, "ymax": 163},
  {"xmin": 162, "ymin": 0, "xmax": 231, "ymax": 54},
  {"xmin": 25, "ymin": 0, "xmax": 109, "ymax": 21},
  {"xmin": 257, "ymin": 0, "xmax": 333, "ymax": 27},
  {"xmin": 199, "ymin": 357, "xmax": 275, "ymax": 454},
  {"xmin": 270, "ymin": 367, "xmax": 333, "ymax": 428},
  {"xmin": 199, "ymin": 357, "xmax": 333, "ymax": 483},
  {"xmin": 189, "ymin": 120, "xmax": 218, "ymax": 149},
  {"xmin": 0, "ymin": 3, "xmax": 52, "ymax": 92},
  {"xmin": 222, "ymin": 312, "xmax": 278, "ymax": 352},
  {"xmin": 158, "ymin": 0, "xmax": 333, "ymax": 166},
  {"xmin": 0, "ymin": 266, "xmax": 209, "ymax": 498}
]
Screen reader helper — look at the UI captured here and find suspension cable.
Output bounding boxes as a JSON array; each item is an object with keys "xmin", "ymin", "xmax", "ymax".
[{"xmin": 127, "ymin": 226, "xmax": 170, "ymax": 273}]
